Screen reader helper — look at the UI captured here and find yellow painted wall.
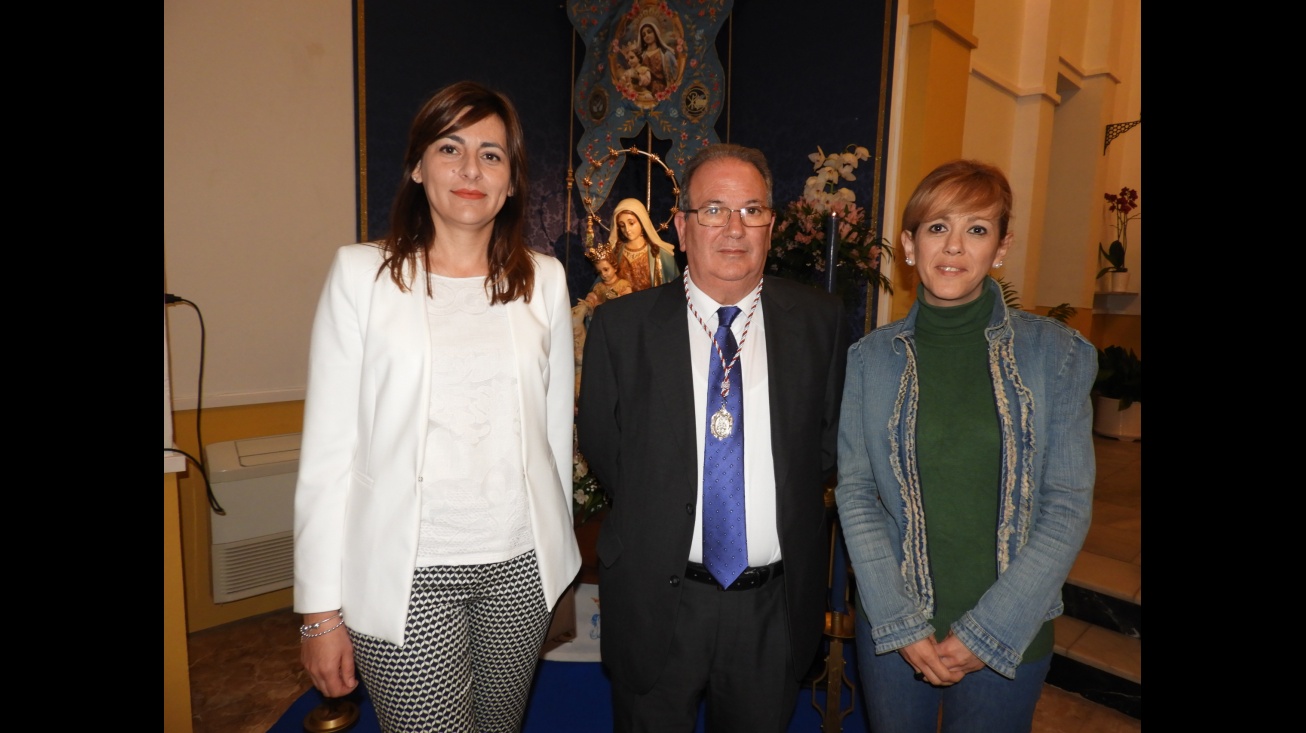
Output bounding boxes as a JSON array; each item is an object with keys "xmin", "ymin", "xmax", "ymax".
[
  {"xmin": 1024, "ymin": 305, "xmax": 1092, "ymax": 344},
  {"xmin": 890, "ymin": 2, "xmax": 978, "ymax": 321},
  {"xmin": 173, "ymin": 401, "xmax": 305, "ymax": 632},
  {"xmin": 1089, "ymin": 313, "xmax": 1141, "ymax": 356},
  {"xmin": 164, "ymin": 472, "xmax": 194, "ymax": 733},
  {"xmin": 887, "ymin": 0, "xmax": 1140, "ymax": 335}
]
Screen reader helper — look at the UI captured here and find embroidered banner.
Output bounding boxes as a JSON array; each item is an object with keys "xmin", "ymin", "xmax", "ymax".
[{"xmin": 568, "ymin": 0, "xmax": 733, "ymax": 213}]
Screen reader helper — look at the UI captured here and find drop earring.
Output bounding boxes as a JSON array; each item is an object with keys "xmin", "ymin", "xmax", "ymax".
[
  {"xmin": 994, "ymin": 261, "xmax": 1004, "ymax": 268},
  {"xmin": 905, "ymin": 258, "xmax": 914, "ymax": 266}
]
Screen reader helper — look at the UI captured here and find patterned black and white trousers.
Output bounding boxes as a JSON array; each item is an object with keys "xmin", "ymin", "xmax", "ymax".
[{"xmin": 349, "ymin": 550, "xmax": 552, "ymax": 732}]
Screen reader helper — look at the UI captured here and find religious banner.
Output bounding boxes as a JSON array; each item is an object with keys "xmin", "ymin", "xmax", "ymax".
[{"xmin": 567, "ymin": 0, "xmax": 733, "ymax": 213}]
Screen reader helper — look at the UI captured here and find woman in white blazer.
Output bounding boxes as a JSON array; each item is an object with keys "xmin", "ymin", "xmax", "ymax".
[{"xmin": 294, "ymin": 81, "xmax": 580, "ymax": 733}]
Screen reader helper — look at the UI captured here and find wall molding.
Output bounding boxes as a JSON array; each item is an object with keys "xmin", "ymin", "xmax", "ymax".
[
  {"xmin": 1058, "ymin": 56, "xmax": 1120, "ymax": 87},
  {"xmin": 909, "ymin": 9, "xmax": 978, "ymax": 50},
  {"xmin": 971, "ymin": 61, "xmax": 1059, "ymax": 105},
  {"xmin": 968, "ymin": 56, "xmax": 1120, "ymax": 107},
  {"xmin": 172, "ymin": 387, "xmax": 306, "ymax": 412}
]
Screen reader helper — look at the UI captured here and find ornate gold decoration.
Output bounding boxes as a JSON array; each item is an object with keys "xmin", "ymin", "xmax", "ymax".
[
  {"xmin": 584, "ymin": 240, "xmax": 617, "ymax": 264},
  {"xmin": 579, "ymin": 145, "xmax": 681, "ymax": 237}
]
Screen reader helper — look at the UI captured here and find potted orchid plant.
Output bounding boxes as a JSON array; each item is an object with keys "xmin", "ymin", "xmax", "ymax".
[{"xmin": 1097, "ymin": 186, "xmax": 1140, "ymax": 291}]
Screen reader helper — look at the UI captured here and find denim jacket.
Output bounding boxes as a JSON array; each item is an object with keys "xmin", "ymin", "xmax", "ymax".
[{"xmin": 835, "ymin": 278, "xmax": 1097, "ymax": 679}]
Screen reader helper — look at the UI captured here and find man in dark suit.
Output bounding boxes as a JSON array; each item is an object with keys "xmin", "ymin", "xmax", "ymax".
[{"xmin": 577, "ymin": 143, "xmax": 848, "ymax": 732}]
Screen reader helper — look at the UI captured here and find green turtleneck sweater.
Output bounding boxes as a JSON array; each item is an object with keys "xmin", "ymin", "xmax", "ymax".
[{"xmin": 914, "ymin": 282, "xmax": 1051, "ymax": 663}]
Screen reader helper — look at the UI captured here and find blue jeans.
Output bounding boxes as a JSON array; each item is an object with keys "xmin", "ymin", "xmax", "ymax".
[{"xmin": 855, "ymin": 613, "xmax": 1050, "ymax": 733}]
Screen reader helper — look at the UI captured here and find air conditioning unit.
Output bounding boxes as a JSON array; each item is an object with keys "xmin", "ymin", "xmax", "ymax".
[{"xmin": 204, "ymin": 433, "xmax": 300, "ymax": 603}]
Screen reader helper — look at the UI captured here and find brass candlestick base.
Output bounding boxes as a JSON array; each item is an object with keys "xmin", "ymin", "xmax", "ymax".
[
  {"xmin": 810, "ymin": 611, "xmax": 856, "ymax": 731},
  {"xmin": 824, "ymin": 609, "xmax": 855, "ymax": 640},
  {"xmin": 303, "ymin": 696, "xmax": 360, "ymax": 733}
]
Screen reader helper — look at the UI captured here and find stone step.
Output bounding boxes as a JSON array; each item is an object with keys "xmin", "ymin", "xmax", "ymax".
[
  {"xmin": 1066, "ymin": 550, "xmax": 1141, "ymax": 605},
  {"xmin": 1062, "ymin": 581, "xmax": 1141, "ymax": 639},
  {"xmin": 1042, "ymin": 433, "xmax": 1140, "ymax": 720},
  {"xmin": 1049, "ymin": 615, "xmax": 1141, "ymax": 720},
  {"xmin": 1053, "ymin": 616, "xmax": 1140, "ymax": 684},
  {"xmin": 1053, "ymin": 547, "xmax": 1142, "ymax": 720},
  {"xmin": 1063, "ymin": 549, "xmax": 1141, "ymax": 639}
]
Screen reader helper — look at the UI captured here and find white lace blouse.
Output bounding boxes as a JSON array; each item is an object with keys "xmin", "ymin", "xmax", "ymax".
[{"xmin": 416, "ymin": 273, "xmax": 532, "ymax": 566}]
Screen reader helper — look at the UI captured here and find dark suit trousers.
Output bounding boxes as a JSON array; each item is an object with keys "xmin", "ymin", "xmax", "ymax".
[{"xmin": 609, "ymin": 574, "xmax": 797, "ymax": 733}]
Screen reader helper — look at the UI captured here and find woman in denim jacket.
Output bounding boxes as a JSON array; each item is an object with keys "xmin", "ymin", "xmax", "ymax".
[{"xmin": 836, "ymin": 160, "xmax": 1096, "ymax": 733}]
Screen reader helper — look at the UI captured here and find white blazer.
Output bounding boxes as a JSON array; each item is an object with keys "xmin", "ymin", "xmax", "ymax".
[{"xmin": 293, "ymin": 243, "xmax": 581, "ymax": 645}]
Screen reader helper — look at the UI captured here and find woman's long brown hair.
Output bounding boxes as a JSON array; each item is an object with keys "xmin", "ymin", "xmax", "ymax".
[{"xmin": 378, "ymin": 81, "xmax": 534, "ymax": 304}]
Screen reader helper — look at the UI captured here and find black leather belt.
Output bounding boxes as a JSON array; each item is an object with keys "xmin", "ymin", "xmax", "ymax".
[{"xmin": 684, "ymin": 561, "xmax": 784, "ymax": 591}]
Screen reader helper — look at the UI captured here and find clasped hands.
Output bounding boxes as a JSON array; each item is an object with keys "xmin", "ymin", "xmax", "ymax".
[{"xmin": 899, "ymin": 632, "xmax": 986, "ymax": 686}]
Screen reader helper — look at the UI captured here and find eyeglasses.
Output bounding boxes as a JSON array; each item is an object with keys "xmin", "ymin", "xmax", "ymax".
[{"xmin": 683, "ymin": 205, "xmax": 774, "ymax": 227}]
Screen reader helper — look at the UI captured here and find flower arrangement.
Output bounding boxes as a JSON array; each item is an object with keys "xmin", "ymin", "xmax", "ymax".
[
  {"xmin": 768, "ymin": 144, "xmax": 893, "ymax": 295},
  {"xmin": 1097, "ymin": 187, "xmax": 1140, "ymax": 278},
  {"xmin": 572, "ymin": 427, "xmax": 607, "ymax": 523}
]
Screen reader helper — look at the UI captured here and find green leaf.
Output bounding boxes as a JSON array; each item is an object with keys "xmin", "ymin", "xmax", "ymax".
[
  {"xmin": 1096, "ymin": 240, "xmax": 1127, "ymax": 270},
  {"xmin": 995, "ymin": 276, "xmax": 1021, "ymax": 311},
  {"xmin": 1045, "ymin": 303, "xmax": 1077, "ymax": 323}
]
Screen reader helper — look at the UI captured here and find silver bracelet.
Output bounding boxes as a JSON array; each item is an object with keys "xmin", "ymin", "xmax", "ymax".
[
  {"xmin": 300, "ymin": 616, "xmax": 346, "ymax": 640},
  {"xmin": 299, "ymin": 611, "xmax": 344, "ymax": 638}
]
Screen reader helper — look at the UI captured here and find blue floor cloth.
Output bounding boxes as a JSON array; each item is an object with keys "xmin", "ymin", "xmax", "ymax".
[{"xmin": 270, "ymin": 643, "xmax": 866, "ymax": 732}]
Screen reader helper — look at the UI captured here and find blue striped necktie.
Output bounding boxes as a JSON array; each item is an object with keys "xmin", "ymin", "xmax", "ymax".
[{"xmin": 702, "ymin": 305, "xmax": 747, "ymax": 587}]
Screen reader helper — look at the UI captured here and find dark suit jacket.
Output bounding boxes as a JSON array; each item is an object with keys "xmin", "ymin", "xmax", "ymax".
[{"xmin": 577, "ymin": 274, "xmax": 848, "ymax": 693}]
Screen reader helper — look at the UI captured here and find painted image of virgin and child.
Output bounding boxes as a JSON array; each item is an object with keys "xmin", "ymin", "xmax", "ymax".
[{"xmin": 613, "ymin": 21, "xmax": 680, "ymax": 97}]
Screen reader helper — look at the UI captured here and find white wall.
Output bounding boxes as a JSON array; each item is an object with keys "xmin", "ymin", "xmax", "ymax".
[{"xmin": 164, "ymin": 0, "xmax": 356, "ymax": 409}]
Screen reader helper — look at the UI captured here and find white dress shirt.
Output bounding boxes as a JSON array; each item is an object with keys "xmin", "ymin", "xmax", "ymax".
[{"xmin": 684, "ymin": 273, "xmax": 781, "ymax": 567}]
